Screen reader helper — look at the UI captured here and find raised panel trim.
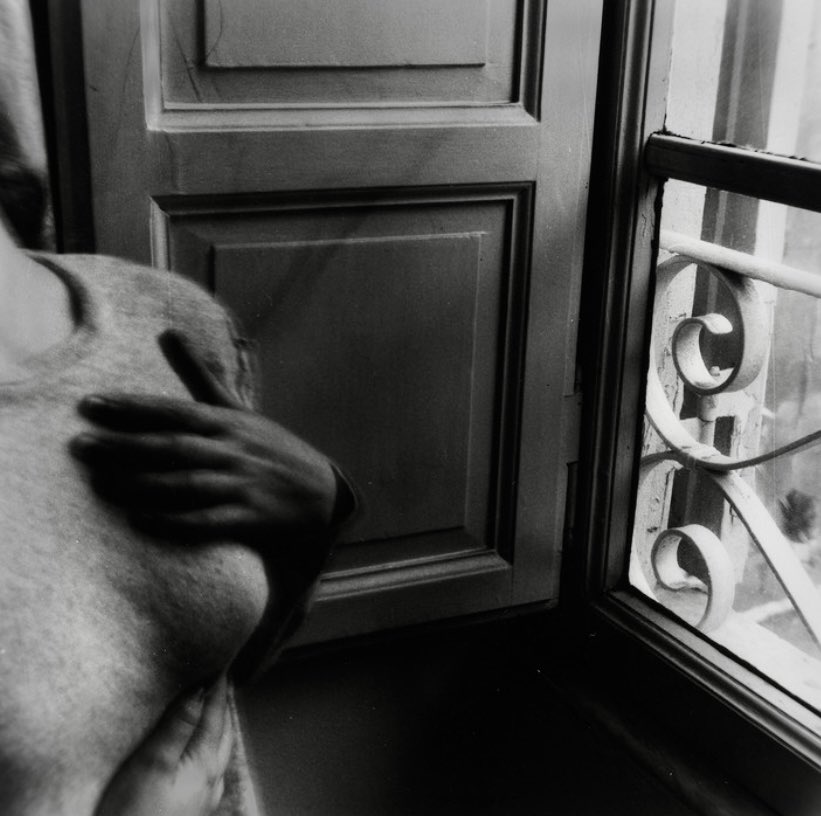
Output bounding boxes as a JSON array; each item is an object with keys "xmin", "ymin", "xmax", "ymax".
[
  {"xmin": 293, "ymin": 550, "xmax": 517, "ymax": 644},
  {"xmin": 150, "ymin": 105, "xmax": 538, "ymax": 131},
  {"xmin": 321, "ymin": 550, "xmax": 510, "ymax": 597},
  {"xmin": 143, "ymin": 126, "xmax": 540, "ymax": 197}
]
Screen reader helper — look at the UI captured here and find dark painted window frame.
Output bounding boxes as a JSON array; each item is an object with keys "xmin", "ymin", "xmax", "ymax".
[{"xmin": 572, "ymin": 2, "xmax": 821, "ymax": 813}]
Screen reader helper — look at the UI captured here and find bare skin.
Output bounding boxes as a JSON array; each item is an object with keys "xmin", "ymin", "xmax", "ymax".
[
  {"xmin": 0, "ymin": 212, "xmax": 347, "ymax": 813},
  {"xmin": 0, "ymin": 213, "xmax": 73, "ymax": 380},
  {"xmin": 96, "ymin": 676, "xmax": 234, "ymax": 816},
  {"xmin": 70, "ymin": 328, "xmax": 341, "ymax": 612}
]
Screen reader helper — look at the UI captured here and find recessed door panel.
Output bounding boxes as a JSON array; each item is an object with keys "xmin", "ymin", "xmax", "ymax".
[
  {"xmin": 215, "ymin": 234, "xmax": 479, "ymax": 543},
  {"xmin": 156, "ymin": 188, "xmax": 527, "ymax": 576},
  {"xmin": 156, "ymin": 0, "xmax": 527, "ymax": 110},
  {"xmin": 203, "ymin": 0, "xmax": 489, "ymax": 69}
]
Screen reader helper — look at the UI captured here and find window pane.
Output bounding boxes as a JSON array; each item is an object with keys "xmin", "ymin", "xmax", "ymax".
[
  {"xmin": 630, "ymin": 179, "xmax": 821, "ymax": 718},
  {"xmin": 666, "ymin": 0, "xmax": 821, "ymax": 165}
]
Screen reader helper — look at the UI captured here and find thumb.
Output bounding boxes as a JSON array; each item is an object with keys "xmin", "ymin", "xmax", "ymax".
[
  {"xmin": 159, "ymin": 329, "xmax": 242, "ymax": 409},
  {"xmin": 183, "ymin": 673, "xmax": 230, "ymax": 763},
  {"xmin": 134, "ymin": 686, "xmax": 206, "ymax": 768}
]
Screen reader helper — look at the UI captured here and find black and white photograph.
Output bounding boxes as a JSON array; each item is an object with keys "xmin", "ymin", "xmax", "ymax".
[{"xmin": 1, "ymin": 1, "xmax": 820, "ymax": 814}]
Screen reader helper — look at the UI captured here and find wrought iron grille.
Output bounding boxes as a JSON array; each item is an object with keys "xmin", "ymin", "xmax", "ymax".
[{"xmin": 630, "ymin": 228, "xmax": 821, "ymax": 707}]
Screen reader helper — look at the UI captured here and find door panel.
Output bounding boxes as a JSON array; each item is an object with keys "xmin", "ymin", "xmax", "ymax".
[
  {"xmin": 202, "ymin": 0, "xmax": 490, "ymax": 69},
  {"xmin": 62, "ymin": 0, "xmax": 602, "ymax": 643},
  {"xmin": 157, "ymin": 185, "xmax": 531, "ymax": 582},
  {"xmin": 218, "ymin": 232, "xmax": 478, "ymax": 544},
  {"xmin": 160, "ymin": 0, "xmax": 523, "ymax": 108}
]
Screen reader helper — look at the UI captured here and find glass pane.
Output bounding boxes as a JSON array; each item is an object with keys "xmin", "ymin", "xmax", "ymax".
[
  {"xmin": 630, "ymin": 179, "xmax": 821, "ymax": 718},
  {"xmin": 666, "ymin": 0, "xmax": 821, "ymax": 164}
]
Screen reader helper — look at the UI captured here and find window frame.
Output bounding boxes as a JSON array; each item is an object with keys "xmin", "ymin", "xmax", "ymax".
[{"xmin": 573, "ymin": 1, "xmax": 821, "ymax": 812}]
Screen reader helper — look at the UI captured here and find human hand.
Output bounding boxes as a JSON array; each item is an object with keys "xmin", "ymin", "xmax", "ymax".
[
  {"xmin": 70, "ymin": 330, "xmax": 345, "ymax": 579},
  {"xmin": 95, "ymin": 675, "xmax": 233, "ymax": 816}
]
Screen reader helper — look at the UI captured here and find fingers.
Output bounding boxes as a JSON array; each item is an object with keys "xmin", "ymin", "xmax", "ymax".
[
  {"xmin": 209, "ymin": 776, "xmax": 227, "ymax": 814},
  {"xmin": 215, "ymin": 704, "xmax": 235, "ymax": 776},
  {"xmin": 159, "ymin": 329, "xmax": 243, "ymax": 410},
  {"xmin": 77, "ymin": 393, "xmax": 225, "ymax": 435},
  {"xmin": 70, "ymin": 430, "xmax": 232, "ymax": 472},
  {"xmin": 184, "ymin": 673, "xmax": 234, "ymax": 812},
  {"xmin": 206, "ymin": 704, "xmax": 234, "ymax": 811},
  {"xmin": 137, "ymin": 676, "xmax": 231, "ymax": 772},
  {"xmin": 95, "ymin": 678, "xmax": 234, "ymax": 816},
  {"xmin": 133, "ymin": 504, "xmax": 259, "ymax": 543},
  {"xmin": 90, "ymin": 470, "xmax": 244, "ymax": 513},
  {"xmin": 76, "ymin": 328, "xmax": 244, "ymax": 436},
  {"xmin": 138, "ymin": 686, "xmax": 207, "ymax": 770},
  {"xmin": 184, "ymin": 674, "xmax": 231, "ymax": 766}
]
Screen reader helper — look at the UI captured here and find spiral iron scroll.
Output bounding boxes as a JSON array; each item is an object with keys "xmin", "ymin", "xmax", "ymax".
[{"xmin": 634, "ymin": 253, "xmax": 821, "ymax": 645}]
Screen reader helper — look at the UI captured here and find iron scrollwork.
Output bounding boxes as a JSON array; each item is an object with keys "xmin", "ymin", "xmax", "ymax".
[{"xmin": 632, "ymin": 242, "xmax": 821, "ymax": 647}]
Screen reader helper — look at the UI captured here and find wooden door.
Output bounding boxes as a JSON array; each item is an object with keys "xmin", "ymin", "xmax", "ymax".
[{"xmin": 54, "ymin": 0, "xmax": 601, "ymax": 644}]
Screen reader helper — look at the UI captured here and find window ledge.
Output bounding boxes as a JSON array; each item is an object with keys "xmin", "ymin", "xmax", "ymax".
[
  {"xmin": 573, "ymin": 591, "xmax": 821, "ymax": 814},
  {"xmin": 711, "ymin": 613, "xmax": 821, "ymax": 714}
]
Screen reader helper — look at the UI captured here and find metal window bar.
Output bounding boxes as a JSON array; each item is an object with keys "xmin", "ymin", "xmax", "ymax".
[
  {"xmin": 645, "ymin": 133, "xmax": 821, "ymax": 214},
  {"xmin": 630, "ymin": 218, "xmax": 821, "ymax": 653}
]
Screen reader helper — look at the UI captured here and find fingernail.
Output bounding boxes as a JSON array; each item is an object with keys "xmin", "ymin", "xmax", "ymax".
[
  {"xmin": 180, "ymin": 686, "xmax": 206, "ymax": 709},
  {"xmin": 204, "ymin": 673, "xmax": 229, "ymax": 703},
  {"xmin": 176, "ymin": 686, "xmax": 207, "ymax": 722},
  {"xmin": 68, "ymin": 433, "xmax": 95, "ymax": 457},
  {"xmin": 77, "ymin": 396, "xmax": 108, "ymax": 417}
]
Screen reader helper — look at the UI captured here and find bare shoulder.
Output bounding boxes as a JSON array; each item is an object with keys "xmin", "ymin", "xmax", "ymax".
[
  {"xmin": 41, "ymin": 252, "xmax": 253, "ymax": 400},
  {"xmin": 62, "ymin": 254, "xmax": 223, "ymax": 316},
  {"xmin": 57, "ymin": 253, "xmax": 237, "ymax": 344}
]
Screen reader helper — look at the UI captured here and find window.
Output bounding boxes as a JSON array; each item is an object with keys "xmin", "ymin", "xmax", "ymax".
[
  {"xmin": 579, "ymin": 1, "xmax": 821, "ymax": 812},
  {"xmin": 632, "ymin": 0, "xmax": 821, "ymax": 713}
]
